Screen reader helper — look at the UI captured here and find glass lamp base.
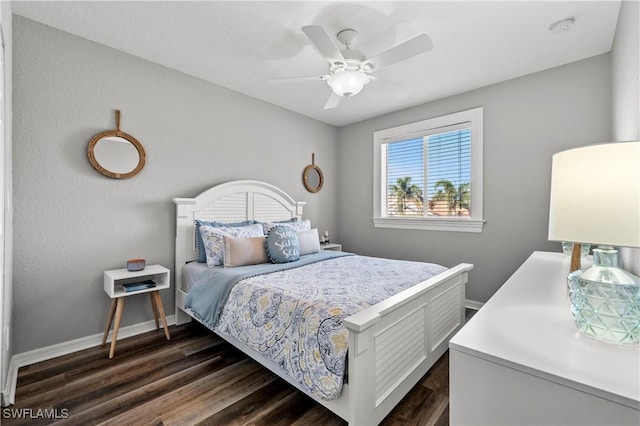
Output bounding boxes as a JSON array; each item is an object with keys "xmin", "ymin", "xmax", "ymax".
[
  {"xmin": 562, "ymin": 242, "xmax": 590, "ymax": 258},
  {"xmin": 568, "ymin": 247, "xmax": 640, "ymax": 344}
]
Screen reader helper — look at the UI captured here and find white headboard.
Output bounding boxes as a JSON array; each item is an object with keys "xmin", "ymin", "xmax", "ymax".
[{"xmin": 173, "ymin": 180, "xmax": 306, "ymax": 303}]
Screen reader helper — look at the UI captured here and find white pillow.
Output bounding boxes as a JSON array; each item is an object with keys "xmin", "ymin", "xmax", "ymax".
[
  {"xmin": 223, "ymin": 235, "xmax": 268, "ymax": 267},
  {"xmin": 297, "ymin": 228, "xmax": 321, "ymax": 256},
  {"xmin": 262, "ymin": 219, "xmax": 311, "ymax": 234},
  {"xmin": 199, "ymin": 223, "xmax": 264, "ymax": 267}
]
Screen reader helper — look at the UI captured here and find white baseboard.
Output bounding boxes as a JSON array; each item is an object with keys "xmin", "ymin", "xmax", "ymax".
[
  {"xmin": 2, "ymin": 315, "xmax": 175, "ymax": 406},
  {"xmin": 1, "ymin": 356, "xmax": 17, "ymax": 407},
  {"xmin": 465, "ymin": 299, "xmax": 484, "ymax": 310}
]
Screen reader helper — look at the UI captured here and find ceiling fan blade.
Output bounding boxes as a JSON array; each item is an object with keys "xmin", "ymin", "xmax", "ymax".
[
  {"xmin": 268, "ymin": 75, "xmax": 329, "ymax": 83},
  {"xmin": 368, "ymin": 75, "xmax": 410, "ymax": 99},
  {"xmin": 366, "ymin": 34, "xmax": 433, "ymax": 70},
  {"xmin": 323, "ymin": 92, "xmax": 342, "ymax": 110},
  {"xmin": 302, "ymin": 25, "xmax": 345, "ymax": 64}
]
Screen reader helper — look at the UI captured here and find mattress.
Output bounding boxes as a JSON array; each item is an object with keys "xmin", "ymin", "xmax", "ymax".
[{"xmin": 182, "ymin": 261, "xmax": 209, "ymax": 291}]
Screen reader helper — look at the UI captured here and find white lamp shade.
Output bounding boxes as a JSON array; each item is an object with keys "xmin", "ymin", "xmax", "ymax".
[
  {"xmin": 548, "ymin": 141, "xmax": 640, "ymax": 247},
  {"xmin": 327, "ymin": 70, "xmax": 367, "ymax": 98}
]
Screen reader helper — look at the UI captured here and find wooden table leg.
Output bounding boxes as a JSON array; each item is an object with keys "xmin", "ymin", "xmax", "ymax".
[
  {"xmin": 109, "ymin": 298, "xmax": 125, "ymax": 359},
  {"xmin": 102, "ymin": 299, "xmax": 117, "ymax": 346},
  {"xmin": 152, "ymin": 291, "xmax": 170, "ymax": 341},
  {"xmin": 148, "ymin": 292, "xmax": 160, "ymax": 329}
]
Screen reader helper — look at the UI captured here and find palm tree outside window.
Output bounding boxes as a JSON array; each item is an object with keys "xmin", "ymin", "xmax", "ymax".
[{"xmin": 390, "ymin": 177, "xmax": 424, "ymax": 215}]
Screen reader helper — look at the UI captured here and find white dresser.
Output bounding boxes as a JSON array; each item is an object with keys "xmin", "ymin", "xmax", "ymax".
[{"xmin": 449, "ymin": 251, "xmax": 640, "ymax": 425}]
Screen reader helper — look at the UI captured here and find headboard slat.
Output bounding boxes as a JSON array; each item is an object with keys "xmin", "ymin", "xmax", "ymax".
[
  {"xmin": 254, "ymin": 192, "xmax": 295, "ymax": 221},
  {"xmin": 197, "ymin": 192, "xmax": 249, "ymax": 222}
]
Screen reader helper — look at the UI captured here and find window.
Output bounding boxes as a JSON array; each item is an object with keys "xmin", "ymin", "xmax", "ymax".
[{"xmin": 373, "ymin": 107, "xmax": 484, "ymax": 232}]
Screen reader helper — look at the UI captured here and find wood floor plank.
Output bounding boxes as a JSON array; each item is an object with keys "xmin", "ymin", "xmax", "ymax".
[
  {"xmin": 290, "ymin": 404, "xmax": 346, "ymax": 426},
  {"xmin": 231, "ymin": 391, "xmax": 315, "ymax": 426},
  {"xmin": 15, "ymin": 326, "xmax": 198, "ymax": 391},
  {"xmin": 94, "ymin": 359, "xmax": 261, "ymax": 426},
  {"xmin": 194, "ymin": 378, "xmax": 296, "ymax": 425},
  {"xmin": 49, "ymin": 347, "xmax": 233, "ymax": 417},
  {"xmin": 48, "ymin": 357, "xmax": 230, "ymax": 425},
  {"xmin": 380, "ymin": 385, "xmax": 448, "ymax": 426},
  {"xmin": 3, "ymin": 312, "xmax": 473, "ymax": 426},
  {"xmin": 421, "ymin": 352, "xmax": 449, "ymax": 394},
  {"xmin": 158, "ymin": 365, "xmax": 278, "ymax": 426},
  {"xmin": 15, "ymin": 345, "xmax": 186, "ymax": 408},
  {"xmin": 13, "ymin": 335, "xmax": 232, "ymax": 412}
]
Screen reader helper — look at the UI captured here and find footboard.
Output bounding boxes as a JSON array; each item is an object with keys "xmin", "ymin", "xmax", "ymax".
[{"xmin": 343, "ymin": 263, "xmax": 472, "ymax": 426}]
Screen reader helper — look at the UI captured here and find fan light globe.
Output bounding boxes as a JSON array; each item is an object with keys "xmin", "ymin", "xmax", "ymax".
[{"xmin": 327, "ymin": 70, "xmax": 367, "ymax": 98}]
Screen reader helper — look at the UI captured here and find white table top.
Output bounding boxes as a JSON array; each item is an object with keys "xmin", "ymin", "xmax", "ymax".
[
  {"xmin": 104, "ymin": 264, "xmax": 169, "ymax": 279},
  {"xmin": 450, "ymin": 251, "xmax": 640, "ymax": 409}
]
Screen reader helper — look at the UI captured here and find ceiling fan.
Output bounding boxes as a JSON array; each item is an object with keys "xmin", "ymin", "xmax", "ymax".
[{"xmin": 276, "ymin": 25, "xmax": 433, "ymax": 110}]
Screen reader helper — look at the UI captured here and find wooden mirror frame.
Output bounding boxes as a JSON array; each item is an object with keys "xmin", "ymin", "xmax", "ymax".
[
  {"xmin": 88, "ymin": 110, "xmax": 146, "ymax": 179},
  {"xmin": 303, "ymin": 153, "xmax": 324, "ymax": 193}
]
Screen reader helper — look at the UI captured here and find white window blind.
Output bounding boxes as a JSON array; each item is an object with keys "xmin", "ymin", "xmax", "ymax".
[
  {"xmin": 373, "ymin": 107, "xmax": 484, "ymax": 233},
  {"xmin": 386, "ymin": 138, "xmax": 424, "ymax": 216},
  {"xmin": 384, "ymin": 129, "xmax": 471, "ymax": 217},
  {"xmin": 426, "ymin": 129, "xmax": 471, "ymax": 217}
]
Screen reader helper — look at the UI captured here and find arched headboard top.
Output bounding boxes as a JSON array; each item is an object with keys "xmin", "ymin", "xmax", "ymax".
[
  {"xmin": 185, "ymin": 180, "xmax": 302, "ymax": 214},
  {"xmin": 173, "ymin": 180, "xmax": 306, "ymax": 271},
  {"xmin": 174, "ymin": 180, "xmax": 305, "ymax": 222}
]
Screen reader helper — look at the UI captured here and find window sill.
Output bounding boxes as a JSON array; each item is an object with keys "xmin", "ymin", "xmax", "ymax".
[{"xmin": 372, "ymin": 217, "xmax": 485, "ymax": 233}]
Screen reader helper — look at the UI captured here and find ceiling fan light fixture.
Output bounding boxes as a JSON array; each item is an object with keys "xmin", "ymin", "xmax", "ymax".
[
  {"xmin": 297, "ymin": 24, "xmax": 434, "ymax": 109},
  {"xmin": 327, "ymin": 70, "xmax": 367, "ymax": 98}
]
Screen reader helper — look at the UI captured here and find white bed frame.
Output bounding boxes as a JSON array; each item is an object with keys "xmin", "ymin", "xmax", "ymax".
[{"xmin": 173, "ymin": 180, "xmax": 473, "ymax": 425}]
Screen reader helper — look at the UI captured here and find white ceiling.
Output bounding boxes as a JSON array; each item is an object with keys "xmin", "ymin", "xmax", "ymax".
[{"xmin": 13, "ymin": 1, "xmax": 621, "ymax": 127}]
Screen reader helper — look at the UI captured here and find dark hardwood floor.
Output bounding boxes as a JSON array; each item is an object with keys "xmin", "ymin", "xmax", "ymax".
[{"xmin": 3, "ymin": 310, "xmax": 476, "ymax": 426}]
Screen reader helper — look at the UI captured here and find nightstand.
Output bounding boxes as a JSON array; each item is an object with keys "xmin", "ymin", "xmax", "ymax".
[
  {"xmin": 102, "ymin": 264, "xmax": 171, "ymax": 358},
  {"xmin": 321, "ymin": 243, "xmax": 342, "ymax": 251}
]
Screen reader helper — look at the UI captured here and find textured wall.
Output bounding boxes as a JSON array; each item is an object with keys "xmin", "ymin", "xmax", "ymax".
[
  {"xmin": 337, "ymin": 55, "xmax": 612, "ymax": 303},
  {"xmin": 611, "ymin": 0, "xmax": 640, "ymax": 275},
  {"xmin": 12, "ymin": 16, "xmax": 338, "ymax": 353},
  {"xmin": 1, "ymin": 0, "xmax": 13, "ymax": 404}
]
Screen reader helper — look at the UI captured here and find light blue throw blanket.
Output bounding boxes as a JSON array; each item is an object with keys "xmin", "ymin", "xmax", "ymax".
[{"xmin": 184, "ymin": 250, "xmax": 351, "ymax": 329}]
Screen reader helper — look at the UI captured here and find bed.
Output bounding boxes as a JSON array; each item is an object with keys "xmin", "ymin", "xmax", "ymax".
[{"xmin": 173, "ymin": 180, "xmax": 473, "ymax": 425}]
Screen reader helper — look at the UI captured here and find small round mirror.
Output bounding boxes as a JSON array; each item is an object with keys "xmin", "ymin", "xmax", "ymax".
[
  {"xmin": 303, "ymin": 153, "xmax": 324, "ymax": 193},
  {"xmin": 93, "ymin": 136, "xmax": 140, "ymax": 174},
  {"xmin": 87, "ymin": 110, "xmax": 145, "ymax": 179}
]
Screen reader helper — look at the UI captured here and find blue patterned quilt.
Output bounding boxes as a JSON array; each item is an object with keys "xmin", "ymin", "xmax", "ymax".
[{"xmin": 186, "ymin": 252, "xmax": 447, "ymax": 400}]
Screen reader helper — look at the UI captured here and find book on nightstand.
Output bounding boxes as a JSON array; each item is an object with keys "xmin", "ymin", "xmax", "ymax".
[{"xmin": 122, "ymin": 280, "xmax": 156, "ymax": 292}]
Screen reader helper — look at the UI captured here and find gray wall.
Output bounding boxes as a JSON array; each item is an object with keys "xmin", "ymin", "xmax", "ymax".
[
  {"xmin": 612, "ymin": 0, "xmax": 640, "ymax": 275},
  {"xmin": 612, "ymin": 0, "xmax": 640, "ymax": 141},
  {"xmin": 1, "ymin": 0, "xmax": 13, "ymax": 404},
  {"xmin": 12, "ymin": 16, "xmax": 338, "ymax": 353},
  {"xmin": 337, "ymin": 55, "xmax": 612, "ymax": 303}
]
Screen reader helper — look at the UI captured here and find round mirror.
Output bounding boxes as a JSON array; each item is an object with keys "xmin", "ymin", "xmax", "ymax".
[
  {"xmin": 303, "ymin": 154, "xmax": 324, "ymax": 193},
  {"xmin": 87, "ymin": 110, "xmax": 145, "ymax": 179}
]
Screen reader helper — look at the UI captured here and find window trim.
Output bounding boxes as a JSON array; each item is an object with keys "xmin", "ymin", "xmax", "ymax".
[{"xmin": 372, "ymin": 107, "xmax": 485, "ymax": 233}]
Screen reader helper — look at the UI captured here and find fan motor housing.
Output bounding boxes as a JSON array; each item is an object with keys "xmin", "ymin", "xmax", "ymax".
[
  {"xmin": 337, "ymin": 29, "xmax": 358, "ymax": 45},
  {"xmin": 336, "ymin": 29, "xmax": 366, "ymax": 63},
  {"xmin": 331, "ymin": 58, "xmax": 367, "ymax": 73}
]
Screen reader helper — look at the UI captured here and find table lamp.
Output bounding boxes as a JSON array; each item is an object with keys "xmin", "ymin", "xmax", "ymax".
[{"xmin": 548, "ymin": 141, "xmax": 640, "ymax": 344}]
